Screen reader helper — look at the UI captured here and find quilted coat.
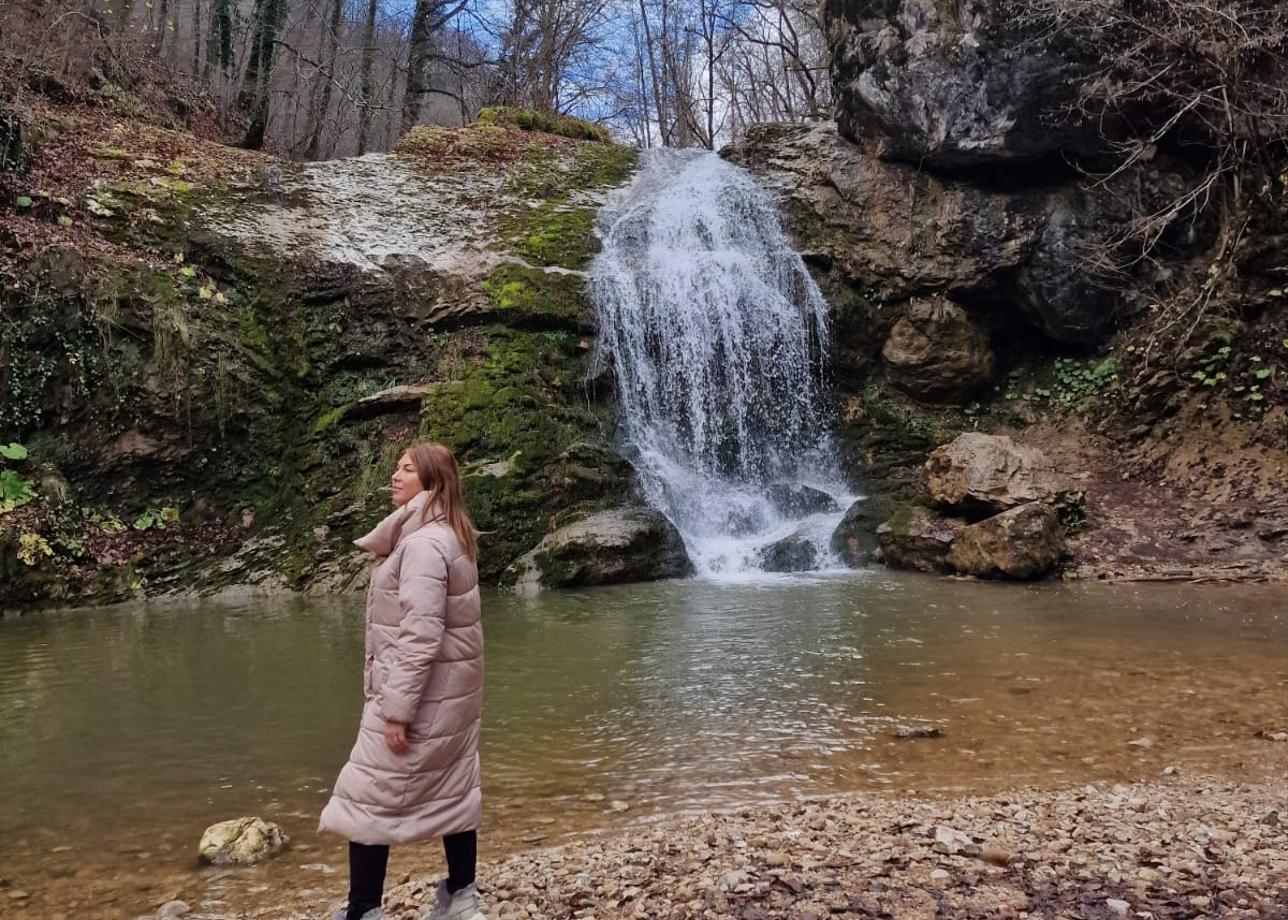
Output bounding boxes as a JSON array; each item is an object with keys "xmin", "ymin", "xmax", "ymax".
[{"xmin": 319, "ymin": 491, "xmax": 483, "ymax": 844}]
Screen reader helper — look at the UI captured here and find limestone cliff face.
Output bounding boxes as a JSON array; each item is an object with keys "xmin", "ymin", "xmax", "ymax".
[
  {"xmin": 728, "ymin": 0, "xmax": 1288, "ymax": 582},
  {"xmin": 825, "ymin": 0, "xmax": 1103, "ymax": 168},
  {"xmin": 0, "ymin": 120, "xmax": 640, "ymax": 608}
]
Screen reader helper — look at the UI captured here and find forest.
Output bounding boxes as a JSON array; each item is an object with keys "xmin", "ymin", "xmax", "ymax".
[{"xmin": 0, "ymin": 0, "xmax": 828, "ymax": 157}]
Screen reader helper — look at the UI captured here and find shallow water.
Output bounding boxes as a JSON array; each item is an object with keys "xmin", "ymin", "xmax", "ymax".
[{"xmin": 1, "ymin": 572, "xmax": 1286, "ymax": 918}]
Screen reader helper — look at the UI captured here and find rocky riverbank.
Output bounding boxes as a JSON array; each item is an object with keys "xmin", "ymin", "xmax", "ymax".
[{"xmin": 252, "ymin": 772, "xmax": 1288, "ymax": 920}]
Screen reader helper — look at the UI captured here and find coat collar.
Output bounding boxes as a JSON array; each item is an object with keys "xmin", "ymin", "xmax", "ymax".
[{"xmin": 354, "ymin": 491, "xmax": 445, "ymax": 557}]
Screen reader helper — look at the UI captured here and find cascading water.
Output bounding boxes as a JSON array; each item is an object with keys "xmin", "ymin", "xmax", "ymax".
[{"xmin": 592, "ymin": 149, "xmax": 857, "ymax": 577}]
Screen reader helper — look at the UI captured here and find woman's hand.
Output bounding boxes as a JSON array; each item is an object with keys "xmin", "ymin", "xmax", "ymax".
[{"xmin": 384, "ymin": 720, "xmax": 409, "ymax": 755}]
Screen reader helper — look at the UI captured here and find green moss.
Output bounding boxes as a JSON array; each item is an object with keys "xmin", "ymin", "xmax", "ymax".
[
  {"xmin": 476, "ymin": 107, "xmax": 612, "ymax": 143},
  {"xmin": 394, "ymin": 124, "xmax": 516, "ymax": 161},
  {"xmin": 517, "ymin": 206, "xmax": 598, "ymax": 268},
  {"xmin": 311, "ymin": 404, "xmax": 348, "ymax": 434},
  {"xmin": 887, "ymin": 503, "xmax": 915, "ymax": 537},
  {"xmin": 482, "ymin": 263, "xmax": 591, "ymax": 328},
  {"xmin": 415, "ymin": 327, "xmax": 626, "ymax": 578}
]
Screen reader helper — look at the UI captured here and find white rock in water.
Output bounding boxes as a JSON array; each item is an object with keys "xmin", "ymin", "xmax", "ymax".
[{"xmin": 198, "ymin": 817, "xmax": 289, "ymax": 865}]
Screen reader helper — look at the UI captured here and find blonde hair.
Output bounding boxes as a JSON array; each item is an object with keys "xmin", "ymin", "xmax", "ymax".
[{"xmin": 405, "ymin": 441, "xmax": 479, "ymax": 562}]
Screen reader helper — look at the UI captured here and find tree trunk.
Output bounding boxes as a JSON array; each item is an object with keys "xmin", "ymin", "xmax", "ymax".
[
  {"xmin": 400, "ymin": 0, "xmax": 433, "ymax": 136},
  {"xmin": 304, "ymin": 0, "xmax": 344, "ymax": 159},
  {"xmin": 190, "ymin": 0, "xmax": 202, "ymax": 74},
  {"xmin": 240, "ymin": 0, "xmax": 284, "ymax": 149},
  {"xmin": 355, "ymin": 0, "xmax": 379, "ymax": 153}
]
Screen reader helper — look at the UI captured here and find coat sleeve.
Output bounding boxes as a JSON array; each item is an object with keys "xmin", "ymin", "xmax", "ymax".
[{"xmin": 377, "ymin": 537, "xmax": 450, "ymax": 724}]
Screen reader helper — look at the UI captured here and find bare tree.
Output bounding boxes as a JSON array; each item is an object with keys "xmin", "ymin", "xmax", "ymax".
[{"xmin": 400, "ymin": 0, "xmax": 470, "ymax": 135}]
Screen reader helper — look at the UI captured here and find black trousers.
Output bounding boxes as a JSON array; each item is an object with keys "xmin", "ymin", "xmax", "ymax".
[{"xmin": 347, "ymin": 831, "xmax": 477, "ymax": 919}]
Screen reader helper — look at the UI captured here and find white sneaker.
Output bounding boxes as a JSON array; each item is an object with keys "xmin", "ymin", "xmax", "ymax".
[
  {"xmin": 422, "ymin": 880, "xmax": 485, "ymax": 920},
  {"xmin": 331, "ymin": 909, "xmax": 384, "ymax": 920}
]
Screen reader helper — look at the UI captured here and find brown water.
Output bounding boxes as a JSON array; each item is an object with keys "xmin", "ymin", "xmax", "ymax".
[{"xmin": 1, "ymin": 572, "xmax": 1286, "ymax": 918}]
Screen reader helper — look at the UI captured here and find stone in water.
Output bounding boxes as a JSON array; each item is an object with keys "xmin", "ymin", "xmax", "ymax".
[{"xmin": 198, "ymin": 817, "xmax": 289, "ymax": 866}]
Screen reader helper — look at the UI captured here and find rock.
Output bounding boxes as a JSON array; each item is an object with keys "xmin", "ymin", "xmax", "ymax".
[
  {"xmin": 1106, "ymin": 898, "xmax": 1131, "ymax": 918},
  {"xmin": 758, "ymin": 530, "xmax": 819, "ymax": 573},
  {"xmin": 765, "ymin": 483, "xmax": 839, "ymax": 517},
  {"xmin": 340, "ymin": 383, "xmax": 434, "ymax": 422},
  {"xmin": 829, "ymin": 498, "xmax": 886, "ymax": 567},
  {"xmin": 724, "ymin": 123, "xmax": 1044, "ymax": 349},
  {"xmin": 1128, "ymin": 737, "xmax": 1155, "ymax": 749},
  {"xmin": 502, "ymin": 507, "xmax": 694, "ymax": 594},
  {"xmin": 1254, "ymin": 729, "xmax": 1288, "ymax": 742},
  {"xmin": 924, "ymin": 433, "xmax": 1076, "ymax": 518},
  {"xmin": 882, "ymin": 298, "xmax": 994, "ymax": 402},
  {"xmin": 893, "ymin": 723, "xmax": 943, "ymax": 740},
  {"xmin": 724, "ymin": 121, "xmax": 1142, "ymax": 350},
  {"xmin": 876, "ymin": 506, "xmax": 965, "ymax": 573},
  {"xmin": 947, "ymin": 502, "xmax": 1066, "ymax": 579},
  {"xmin": 929, "ymin": 868, "xmax": 950, "ymax": 884},
  {"xmin": 157, "ymin": 901, "xmax": 190, "ymax": 918},
  {"xmin": 933, "ymin": 826, "xmax": 973, "ymax": 855},
  {"xmin": 826, "ymin": 0, "xmax": 1100, "ymax": 167},
  {"xmin": 1013, "ymin": 197, "xmax": 1125, "ymax": 342},
  {"xmin": 197, "ymin": 817, "xmax": 289, "ymax": 866}
]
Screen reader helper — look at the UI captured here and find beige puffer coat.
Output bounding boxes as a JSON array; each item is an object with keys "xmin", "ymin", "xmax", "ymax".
[{"xmin": 319, "ymin": 491, "xmax": 483, "ymax": 845}]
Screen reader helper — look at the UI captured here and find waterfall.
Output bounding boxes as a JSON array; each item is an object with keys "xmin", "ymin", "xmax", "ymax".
[{"xmin": 591, "ymin": 149, "xmax": 856, "ymax": 577}]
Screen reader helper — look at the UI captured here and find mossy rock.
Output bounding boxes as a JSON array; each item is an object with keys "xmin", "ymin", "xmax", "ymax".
[{"xmin": 476, "ymin": 107, "xmax": 612, "ymax": 144}]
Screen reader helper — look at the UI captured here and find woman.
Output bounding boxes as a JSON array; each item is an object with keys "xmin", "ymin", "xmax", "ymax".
[{"xmin": 320, "ymin": 442, "xmax": 485, "ymax": 920}]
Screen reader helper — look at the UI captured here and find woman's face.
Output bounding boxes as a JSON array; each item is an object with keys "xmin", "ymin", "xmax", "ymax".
[{"xmin": 390, "ymin": 452, "xmax": 422, "ymax": 507}]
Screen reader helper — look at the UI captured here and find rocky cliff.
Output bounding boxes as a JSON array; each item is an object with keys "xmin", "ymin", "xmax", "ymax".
[
  {"xmin": 0, "ymin": 103, "xmax": 673, "ymax": 609},
  {"xmin": 727, "ymin": 0, "xmax": 1288, "ymax": 582}
]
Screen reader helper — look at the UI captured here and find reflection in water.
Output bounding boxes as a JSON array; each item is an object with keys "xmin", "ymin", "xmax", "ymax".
[{"xmin": 1, "ymin": 573, "xmax": 1285, "ymax": 917}]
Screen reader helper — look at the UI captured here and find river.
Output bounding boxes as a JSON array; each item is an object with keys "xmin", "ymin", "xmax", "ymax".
[{"xmin": 1, "ymin": 572, "xmax": 1285, "ymax": 918}]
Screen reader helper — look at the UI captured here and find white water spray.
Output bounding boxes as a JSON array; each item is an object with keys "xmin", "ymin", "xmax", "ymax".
[{"xmin": 592, "ymin": 150, "xmax": 856, "ymax": 577}]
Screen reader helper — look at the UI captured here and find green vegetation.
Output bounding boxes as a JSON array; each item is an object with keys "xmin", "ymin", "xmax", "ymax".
[
  {"xmin": 476, "ymin": 107, "xmax": 612, "ymax": 143},
  {"xmin": 996, "ymin": 355, "xmax": 1121, "ymax": 411},
  {"xmin": 0, "ymin": 442, "xmax": 34, "ymax": 513}
]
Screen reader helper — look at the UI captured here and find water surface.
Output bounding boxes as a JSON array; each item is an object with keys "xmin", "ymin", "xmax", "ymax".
[{"xmin": 1, "ymin": 572, "xmax": 1285, "ymax": 917}]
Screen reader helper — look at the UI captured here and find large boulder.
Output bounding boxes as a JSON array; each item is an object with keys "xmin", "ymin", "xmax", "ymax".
[
  {"xmin": 198, "ymin": 817, "xmax": 289, "ymax": 866},
  {"xmin": 758, "ymin": 530, "xmax": 820, "ymax": 572},
  {"xmin": 502, "ymin": 507, "xmax": 693, "ymax": 594},
  {"xmin": 882, "ymin": 297, "xmax": 994, "ymax": 402},
  {"xmin": 829, "ymin": 497, "xmax": 888, "ymax": 567},
  {"xmin": 826, "ymin": 0, "xmax": 1098, "ymax": 167},
  {"xmin": 766, "ymin": 483, "xmax": 840, "ymax": 517},
  {"xmin": 948, "ymin": 502, "xmax": 1065, "ymax": 578},
  {"xmin": 924, "ymin": 433, "xmax": 1076, "ymax": 518},
  {"xmin": 875, "ymin": 505, "xmax": 966, "ymax": 572}
]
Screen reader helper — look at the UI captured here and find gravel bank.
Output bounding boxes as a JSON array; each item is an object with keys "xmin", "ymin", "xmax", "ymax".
[{"xmin": 363, "ymin": 776, "xmax": 1288, "ymax": 920}]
